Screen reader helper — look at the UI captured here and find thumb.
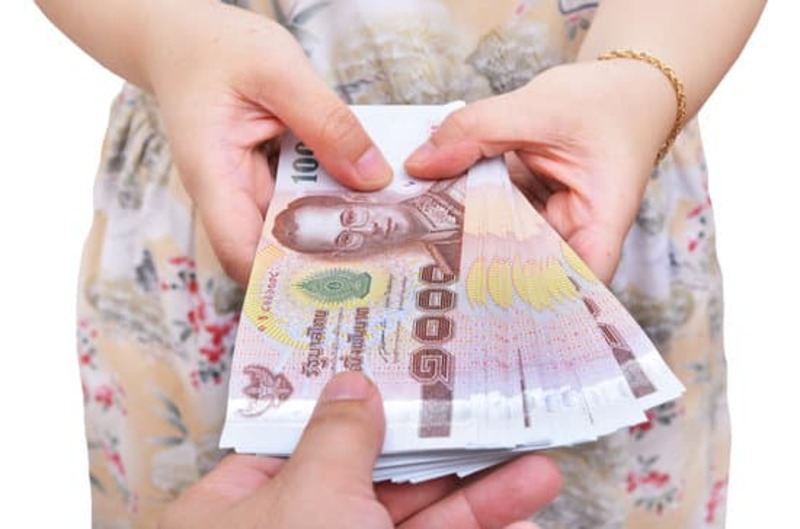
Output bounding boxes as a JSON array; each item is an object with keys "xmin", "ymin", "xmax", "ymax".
[
  {"xmin": 285, "ymin": 371, "xmax": 385, "ymax": 487},
  {"xmin": 405, "ymin": 91, "xmax": 527, "ymax": 179},
  {"xmin": 273, "ymin": 70, "xmax": 393, "ymax": 191}
]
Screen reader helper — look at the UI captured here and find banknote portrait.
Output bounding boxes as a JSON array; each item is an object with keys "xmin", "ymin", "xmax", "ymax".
[{"xmin": 272, "ymin": 179, "xmax": 466, "ymax": 275}]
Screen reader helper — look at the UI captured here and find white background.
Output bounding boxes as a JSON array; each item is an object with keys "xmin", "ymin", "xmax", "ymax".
[{"xmin": 1, "ymin": 2, "xmax": 796, "ymax": 527}]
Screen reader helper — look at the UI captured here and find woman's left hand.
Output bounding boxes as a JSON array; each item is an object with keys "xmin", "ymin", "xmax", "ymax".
[{"xmin": 405, "ymin": 59, "xmax": 677, "ymax": 283}]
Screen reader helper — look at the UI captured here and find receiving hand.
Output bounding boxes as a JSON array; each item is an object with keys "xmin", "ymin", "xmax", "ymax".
[
  {"xmin": 145, "ymin": 2, "xmax": 392, "ymax": 285},
  {"xmin": 405, "ymin": 60, "xmax": 677, "ymax": 283},
  {"xmin": 158, "ymin": 372, "xmax": 561, "ymax": 529}
]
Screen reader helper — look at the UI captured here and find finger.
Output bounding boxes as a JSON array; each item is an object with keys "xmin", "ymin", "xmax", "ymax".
[
  {"xmin": 192, "ymin": 150, "xmax": 274, "ymax": 286},
  {"xmin": 506, "ymin": 153, "xmax": 548, "ymax": 213},
  {"xmin": 561, "ymin": 225, "xmax": 623, "ymax": 285},
  {"xmin": 399, "ymin": 455, "xmax": 561, "ymax": 529},
  {"xmin": 375, "ymin": 474, "xmax": 460, "ymax": 524},
  {"xmin": 283, "ymin": 371, "xmax": 386, "ymax": 490},
  {"xmin": 502, "ymin": 522, "xmax": 541, "ymax": 529},
  {"xmin": 404, "ymin": 91, "xmax": 528, "ymax": 179},
  {"xmin": 264, "ymin": 46, "xmax": 392, "ymax": 191},
  {"xmin": 543, "ymin": 189, "xmax": 631, "ymax": 285},
  {"xmin": 182, "ymin": 454, "xmax": 285, "ymax": 506}
]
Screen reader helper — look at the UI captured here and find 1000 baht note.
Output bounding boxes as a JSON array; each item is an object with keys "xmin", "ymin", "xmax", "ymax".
[
  {"xmin": 221, "ymin": 103, "xmax": 489, "ymax": 454},
  {"xmin": 220, "ymin": 103, "xmax": 685, "ymax": 474}
]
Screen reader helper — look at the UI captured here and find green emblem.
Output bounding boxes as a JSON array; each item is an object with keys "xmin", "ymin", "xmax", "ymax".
[{"xmin": 296, "ymin": 269, "xmax": 372, "ymax": 304}]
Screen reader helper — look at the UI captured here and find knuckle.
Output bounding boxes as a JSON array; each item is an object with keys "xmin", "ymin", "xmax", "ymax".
[
  {"xmin": 436, "ymin": 109, "xmax": 477, "ymax": 143},
  {"xmin": 311, "ymin": 401, "xmax": 370, "ymax": 431},
  {"xmin": 318, "ymin": 104, "xmax": 365, "ymax": 154},
  {"xmin": 301, "ymin": 400, "xmax": 376, "ymax": 445}
]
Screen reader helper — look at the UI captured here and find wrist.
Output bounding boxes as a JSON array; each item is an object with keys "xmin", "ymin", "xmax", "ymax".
[
  {"xmin": 584, "ymin": 57, "xmax": 678, "ymax": 164},
  {"xmin": 597, "ymin": 50, "xmax": 686, "ymax": 163}
]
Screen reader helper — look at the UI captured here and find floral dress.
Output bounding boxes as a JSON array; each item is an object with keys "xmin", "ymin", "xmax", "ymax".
[{"xmin": 77, "ymin": 1, "xmax": 730, "ymax": 527}]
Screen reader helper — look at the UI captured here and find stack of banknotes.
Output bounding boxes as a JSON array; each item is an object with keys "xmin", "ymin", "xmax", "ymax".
[{"xmin": 219, "ymin": 103, "xmax": 685, "ymax": 483}]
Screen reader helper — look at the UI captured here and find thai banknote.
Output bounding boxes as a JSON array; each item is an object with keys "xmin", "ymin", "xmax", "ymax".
[{"xmin": 219, "ymin": 103, "xmax": 684, "ymax": 482}]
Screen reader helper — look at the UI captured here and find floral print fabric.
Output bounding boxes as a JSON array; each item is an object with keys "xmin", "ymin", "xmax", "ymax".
[{"xmin": 78, "ymin": 1, "xmax": 730, "ymax": 527}]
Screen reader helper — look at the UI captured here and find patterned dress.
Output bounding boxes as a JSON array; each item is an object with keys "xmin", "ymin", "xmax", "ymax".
[{"xmin": 77, "ymin": 1, "xmax": 730, "ymax": 527}]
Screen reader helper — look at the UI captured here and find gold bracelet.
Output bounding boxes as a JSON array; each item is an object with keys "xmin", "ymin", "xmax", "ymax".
[{"xmin": 597, "ymin": 49, "xmax": 686, "ymax": 165}]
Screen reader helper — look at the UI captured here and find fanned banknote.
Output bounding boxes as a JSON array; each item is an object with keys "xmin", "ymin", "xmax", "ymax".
[{"xmin": 219, "ymin": 103, "xmax": 684, "ymax": 483}]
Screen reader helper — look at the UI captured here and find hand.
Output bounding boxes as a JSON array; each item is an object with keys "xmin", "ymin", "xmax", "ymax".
[
  {"xmin": 405, "ymin": 60, "xmax": 677, "ymax": 283},
  {"xmin": 158, "ymin": 372, "xmax": 561, "ymax": 529},
  {"xmin": 145, "ymin": 2, "xmax": 392, "ymax": 285}
]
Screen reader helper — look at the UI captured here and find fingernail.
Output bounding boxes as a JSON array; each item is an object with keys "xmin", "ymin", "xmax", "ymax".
[
  {"xmin": 319, "ymin": 371, "xmax": 374, "ymax": 402},
  {"xmin": 406, "ymin": 141, "xmax": 436, "ymax": 167},
  {"xmin": 355, "ymin": 146, "xmax": 392, "ymax": 184}
]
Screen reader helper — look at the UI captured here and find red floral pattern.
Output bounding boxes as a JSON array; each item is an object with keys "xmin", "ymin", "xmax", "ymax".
[
  {"xmin": 161, "ymin": 256, "xmax": 239, "ymax": 388},
  {"xmin": 705, "ymin": 478, "xmax": 728, "ymax": 524},
  {"xmin": 628, "ymin": 455, "xmax": 679, "ymax": 515}
]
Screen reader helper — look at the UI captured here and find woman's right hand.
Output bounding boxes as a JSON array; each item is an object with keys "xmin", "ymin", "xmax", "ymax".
[{"xmin": 143, "ymin": 1, "xmax": 392, "ymax": 285}]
